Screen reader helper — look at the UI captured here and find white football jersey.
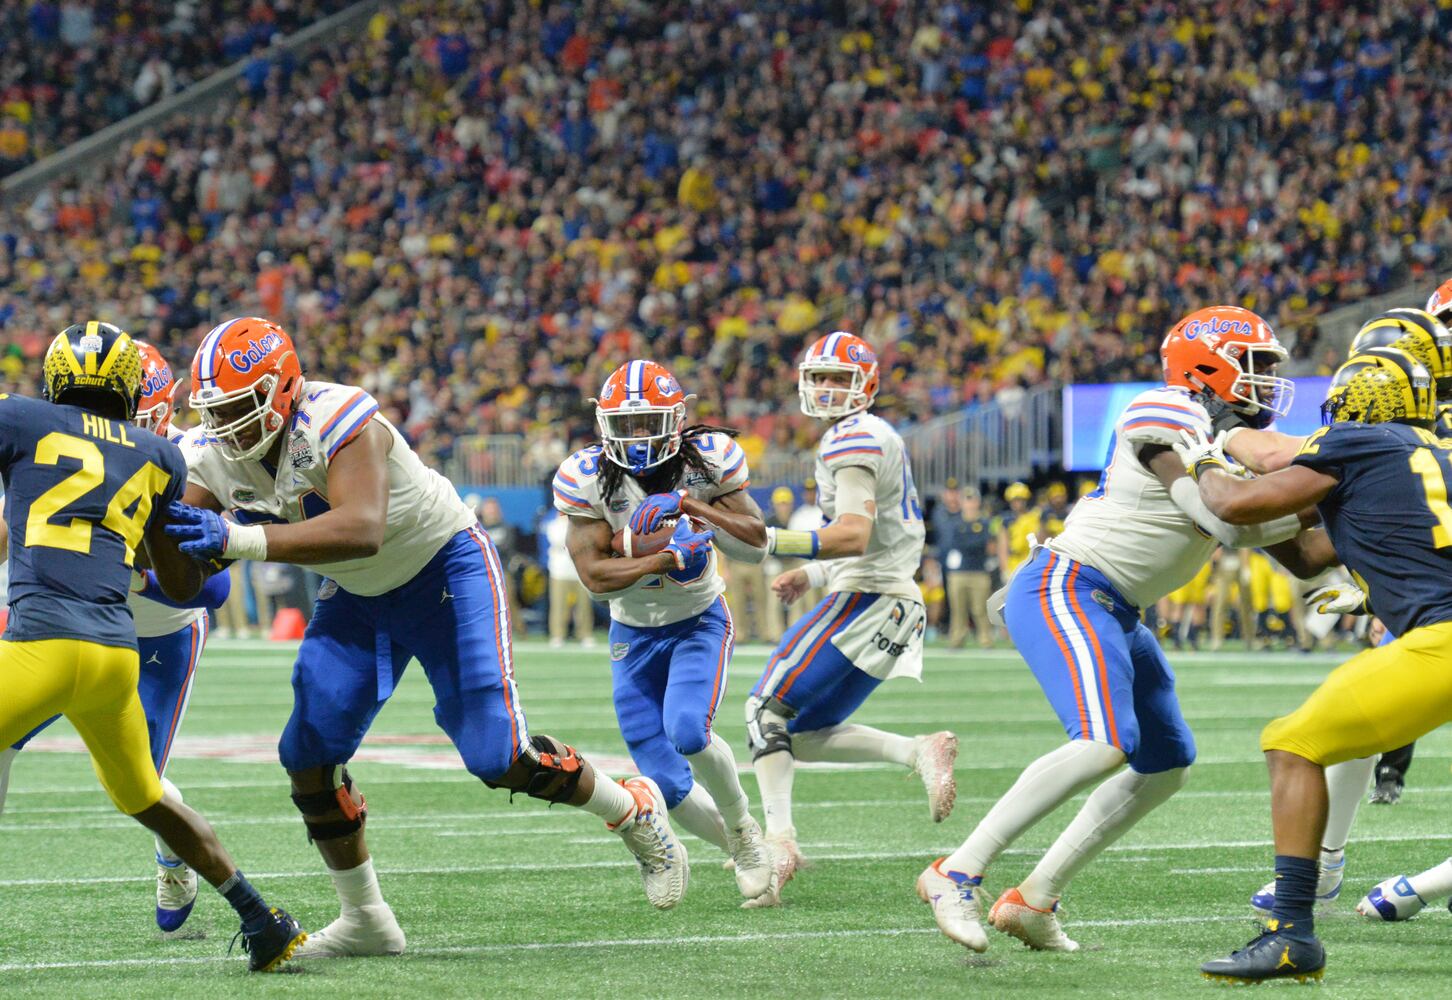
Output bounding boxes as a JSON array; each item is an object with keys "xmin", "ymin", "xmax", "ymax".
[
  {"xmin": 814, "ymin": 412, "xmax": 925, "ymax": 602},
  {"xmin": 183, "ymin": 381, "xmax": 475, "ymax": 597},
  {"xmin": 552, "ymin": 431, "xmax": 749, "ymax": 628},
  {"xmin": 132, "ymin": 425, "xmax": 207, "ymax": 638},
  {"xmin": 1047, "ymin": 386, "xmax": 1217, "ymax": 607}
]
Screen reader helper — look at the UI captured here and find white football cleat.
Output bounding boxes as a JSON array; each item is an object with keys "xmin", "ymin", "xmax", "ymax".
[
  {"xmin": 611, "ymin": 777, "xmax": 689, "ymax": 910},
  {"xmin": 911, "ymin": 732, "xmax": 959, "ymax": 823},
  {"xmin": 1250, "ymin": 855, "xmax": 1344, "ymax": 915},
  {"xmin": 741, "ymin": 834, "xmax": 803, "ymax": 909},
  {"xmin": 293, "ymin": 902, "xmax": 405, "ymax": 958},
  {"xmin": 1357, "ymin": 876, "xmax": 1426, "ymax": 921},
  {"xmin": 916, "ymin": 858, "xmax": 989, "ymax": 952},
  {"xmin": 989, "ymin": 887, "xmax": 1079, "ymax": 952},
  {"xmin": 155, "ymin": 859, "xmax": 199, "ymax": 933},
  {"xmin": 726, "ymin": 818, "xmax": 772, "ymax": 899}
]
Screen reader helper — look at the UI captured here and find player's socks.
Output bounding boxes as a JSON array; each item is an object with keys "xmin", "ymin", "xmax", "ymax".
[
  {"xmin": 669, "ymin": 784, "xmax": 729, "ymax": 851},
  {"xmin": 1408, "ymin": 857, "xmax": 1452, "ymax": 902},
  {"xmin": 328, "ymin": 858, "xmax": 386, "ymax": 913},
  {"xmin": 686, "ymin": 733, "xmax": 752, "ymax": 830},
  {"xmin": 155, "ymin": 776, "xmax": 185, "ymax": 865},
  {"xmin": 791, "ymin": 723, "xmax": 915, "ymax": 765},
  {"xmin": 1269, "ymin": 855, "xmax": 1319, "ymax": 939},
  {"xmin": 579, "ymin": 771, "xmax": 638, "ymax": 825},
  {"xmin": 1018, "ymin": 765, "xmax": 1187, "ymax": 910},
  {"xmin": 0, "ymin": 746, "xmax": 16, "ymax": 818},
  {"xmin": 754, "ymin": 749, "xmax": 796, "ymax": 838},
  {"xmin": 218, "ymin": 871, "xmax": 272, "ymax": 934},
  {"xmin": 942, "ymin": 739, "xmax": 1124, "ymax": 877},
  {"xmin": 1322, "ymin": 754, "xmax": 1375, "ymax": 851}
]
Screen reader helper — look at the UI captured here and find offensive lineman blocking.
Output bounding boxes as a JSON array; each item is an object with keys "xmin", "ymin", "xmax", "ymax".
[
  {"xmin": 164, "ymin": 318, "xmax": 689, "ymax": 957},
  {"xmin": 918, "ymin": 307, "xmax": 1327, "ymax": 953}
]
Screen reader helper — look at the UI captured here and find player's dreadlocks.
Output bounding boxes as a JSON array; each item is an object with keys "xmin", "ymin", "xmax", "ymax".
[{"xmin": 599, "ymin": 424, "xmax": 741, "ymax": 507}]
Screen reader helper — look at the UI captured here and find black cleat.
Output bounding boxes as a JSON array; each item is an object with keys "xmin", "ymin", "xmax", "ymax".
[
  {"xmin": 1201, "ymin": 923, "xmax": 1325, "ymax": 985},
  {"xmin": 1369, "ymin": 775, "xmax": 1403, "ymax": 805},
  {"xmin": 232, "ymin": 907, "xmax": 308, "ymax": 972}
]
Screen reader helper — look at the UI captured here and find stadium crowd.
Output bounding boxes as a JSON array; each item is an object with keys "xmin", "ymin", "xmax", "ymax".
[
  {"xmin": 0, "ymin": 0, "xmax": 354, "ymax": 176},
  {"xmin": 0, "ymin": 0, "xmax": 1449, "ymax": 484}
]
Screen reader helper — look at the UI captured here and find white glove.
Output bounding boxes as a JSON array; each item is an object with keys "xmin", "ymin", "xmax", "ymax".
[
  {"xmin": 1305, "ymin": 581, "xmax": 1369, "ymax": 615},
  {"xmin": 1174, "ymin": 427, "xmax": 1231, "ymax": 481}
]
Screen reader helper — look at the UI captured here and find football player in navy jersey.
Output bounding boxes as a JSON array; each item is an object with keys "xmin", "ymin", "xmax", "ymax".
[
  {"xmin": 0, "ymin": 322, "xmax": 304, "ymax": 971},
  {"xmin": 1188, "ymin": 347, "xmax": 1452, "ymax": 983}
]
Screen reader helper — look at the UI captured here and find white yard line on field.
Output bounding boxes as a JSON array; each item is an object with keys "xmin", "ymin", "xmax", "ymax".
[{"xmin": 0, "ymin": 914, "xmax": 1253, "ymax": 974}]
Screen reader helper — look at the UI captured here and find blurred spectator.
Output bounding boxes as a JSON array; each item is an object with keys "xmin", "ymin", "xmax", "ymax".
[
  {"xmin": 938, "ymin": 485, "xmax": 996, "ymax": 649},
  {"xmin": 477, "ymin": 496, "xmax": 521, "ymax": 631},
  {"xmin": 541, "ymin": 509, "xmax": 594, "ymax": 649},
  {"xmin": 998, "ymin": 483, "xmax": 1039, "ymax": 577}
]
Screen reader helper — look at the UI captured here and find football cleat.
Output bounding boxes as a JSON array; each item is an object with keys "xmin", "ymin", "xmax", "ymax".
[
  {"xmin": 741, "ymin": 840, "xmax": 797, "ymax": 910},
  {"xmin": 911, "ymin": 731, "xmax": 959, "ymax": 823},
  {"xmin": 917, "ymin": 858, "xmax": 989, "ymax": 952},
  {"xmin": 1201, "ymin": 923, "xmax": 1325, "ymax": 984},
  {"xmin": 989, "ymin": 887, "xmax": 1079, "ymax": 952},
  {"xmin": 1356, "ymin": 876, "xmax": 1426, "ymax": 921},
  {"xmin": 726, "ymin": 817, "xmax": 773, "ymax": 899},
  {"xmin": 155, "ymin": 857, "xmax": 199, "ymax": 933},
  {"xmin": 612, "ymin": 777, "xmax": 689, "ymax": 910},
  {"xmin": 292, "ymin": 903, "xmax": 404, "ymax": 958},
  {"xmin": 1250, "ymin": 855, "xmax": 1343, "ymax": 915},
  {"xmin": 1369, "ymin": 775, "xmax": 1403, "ymax": 805},
  {"xmin": 233, "ymin": 907, "xmax": 308, "ymax": 973}
]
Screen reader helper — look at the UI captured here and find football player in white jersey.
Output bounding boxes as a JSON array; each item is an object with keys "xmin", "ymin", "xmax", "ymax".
[
  {"xmin": 747, "ymin": 331, "xmax": 957, "ymax": 898},
  {"xmin": 554, "ymin": 360, "xmax": 777, "ymax": 903},
  {"xmin": 0, "ymin": 341, "xmax": 232, "ymax": 933},
  {"xmin": 162, "ymin": 318, "xmax": 689, "ymax": 958},
  {"xmin": 917, "ymin": 306, "xmax": 1323, "ymax": 954}
]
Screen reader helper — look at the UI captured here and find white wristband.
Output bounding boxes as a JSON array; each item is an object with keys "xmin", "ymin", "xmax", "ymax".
[
  {"xmin": 802, "ymin": 560, "xmax": 829, "ymax": 589},
  {"xmin": 225, "ymin": 521, "xmax": 269, "ymax": 561}
]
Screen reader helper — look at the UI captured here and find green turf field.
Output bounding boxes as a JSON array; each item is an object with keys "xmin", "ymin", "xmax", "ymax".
[{"xmin": 1, "ymin": 639, "xmax": 1448, "ymax": 999}]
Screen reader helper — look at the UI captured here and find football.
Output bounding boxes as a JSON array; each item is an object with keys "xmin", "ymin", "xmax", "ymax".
[{"xmin": 612, "ymin": 516, "xmax": 679, "ymax": 558}]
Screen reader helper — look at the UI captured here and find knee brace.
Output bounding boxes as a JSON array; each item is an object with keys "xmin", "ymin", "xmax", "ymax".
[
  {"xmin": 289, "ymin": 765, "xmax": 367, "ymax": 842},
  {"xmin": 485, "ymin": 735, "xmax": 584, "ymax": 804},
  {"xmin": 745, "ymin": 695, "xmax": 795, "ymax": 761}
]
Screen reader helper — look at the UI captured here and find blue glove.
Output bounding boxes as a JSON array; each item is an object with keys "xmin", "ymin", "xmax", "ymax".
[
  {"xmin": 663, "ymin": 517, "xmax": 714, "ymax": 573},
  {"xmin": 163, "ymin": 501, "xmax": 234, "ymax": 560},
  {"xmin": 630, "ymin": 491, "xmax": 684, "ymax": 535}
]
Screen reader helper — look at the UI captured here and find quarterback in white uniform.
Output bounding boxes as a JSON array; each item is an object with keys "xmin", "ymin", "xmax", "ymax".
[
  {"xmin": 163, "ymin": 318, "xmax": 689, "ymax": 958},
  {"xmin": 0, "ymin": 341, "xmax": 230, "ymax": 933},
  {"xmin": 749, "ymin": 331, "xmax": 957, "ymax": 895},
  {"xmin": 917, "ymin": 306, "xmax": 1325, "ymax": 954},
  {"xmin": 555, "ymin": 359, "xmax": 776, "ymax": 903}
]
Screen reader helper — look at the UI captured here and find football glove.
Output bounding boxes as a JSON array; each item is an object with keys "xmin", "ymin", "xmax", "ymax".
[
  {"xmin": 1175, "ymin": 427, "xmax": 1232, "ymax": 482},
  {"xmin": 164, "ymin": 501, "xmax": 268, "ymax": 561},
  {"xmin": 630, "ymin": 490, "xmax": 685, "ymax": 535},
  {"xmin": 1305, "ymin": 581, "xmax": 1370, "ymax": 616},
  {"xmin": 662, "ymin": 518, "xmax": 714, "ymax": 573}
]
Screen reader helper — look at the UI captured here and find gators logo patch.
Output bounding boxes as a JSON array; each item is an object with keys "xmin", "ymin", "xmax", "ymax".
[
  {"xmin": 611, "ymin": 642, "xmax": 630, "ymax": 661},
  {"xmin": 1091, "ymin": 589, "xmax": 1115, "ymax": 612}
]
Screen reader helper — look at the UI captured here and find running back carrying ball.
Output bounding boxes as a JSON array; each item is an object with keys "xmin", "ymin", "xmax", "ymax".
[{"xmin": 612, "ymin": 516, "xmax": 681, "ymax": 557}]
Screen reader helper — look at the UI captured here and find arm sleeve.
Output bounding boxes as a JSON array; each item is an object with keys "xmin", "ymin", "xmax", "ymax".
[
  {"xmin": 832, "ymin": 464, "xmax": 876, "ymax": 520},
  {"xmin": 713, "ymin": 529, "xmax": 767, "ymax": 565},
  {"xmin": 1167, "ymin": 476, "xmax": 1302, "ymax": 548},
  {"xmin": 139, "ymin": 566, "xmax": 232, "ymax": 610}
]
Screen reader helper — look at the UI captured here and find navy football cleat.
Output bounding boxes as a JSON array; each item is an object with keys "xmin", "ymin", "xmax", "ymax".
[
  {"xmin": 232, "ymin": 907, "xmax": 307, "ymax": 972},
  {"xmin": 1201, "ymin": 922, "xmax": 1325, "ymax": 984}
]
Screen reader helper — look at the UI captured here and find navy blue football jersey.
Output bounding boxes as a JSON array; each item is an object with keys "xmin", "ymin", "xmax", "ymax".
[
  {"xmin": 1292, "ymin": 421, "xmax": 1452, "ymax": 637},
  {"xmin": 0, "ymin": 394, "xmax": 186, "ymax": 648}
]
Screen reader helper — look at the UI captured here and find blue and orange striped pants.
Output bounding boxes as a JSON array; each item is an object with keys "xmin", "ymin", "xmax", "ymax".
[{"xmin": 1004, "ymin": 548, "xmax": 1195, "ymax": 774}]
